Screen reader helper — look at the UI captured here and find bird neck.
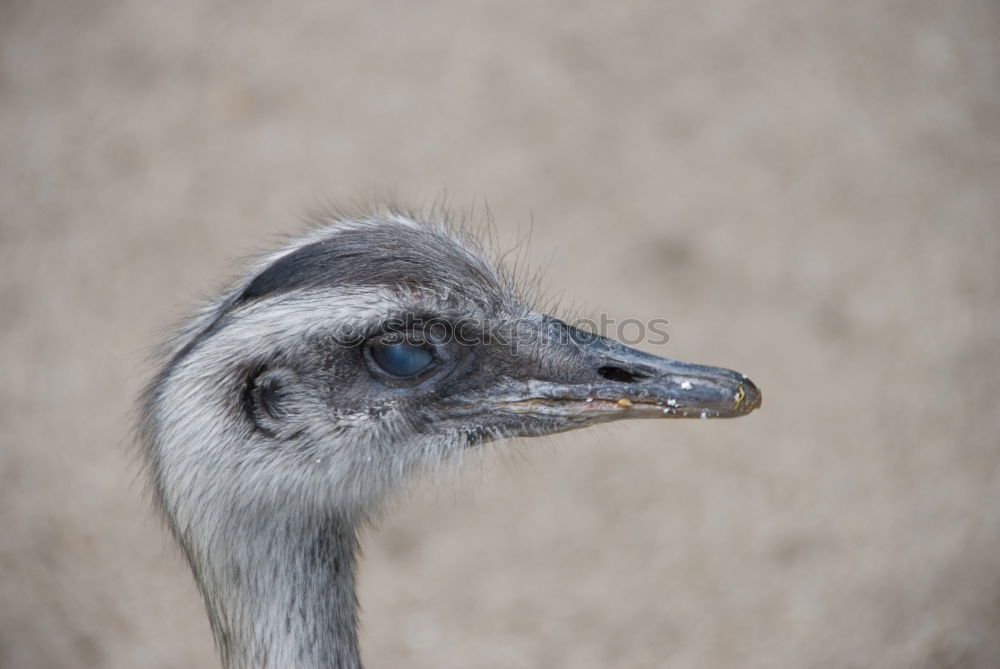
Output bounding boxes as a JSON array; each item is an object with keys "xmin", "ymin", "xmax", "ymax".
[{"xmin": 193, "ymin": 511, "xmax": 363, "ymax": 669}]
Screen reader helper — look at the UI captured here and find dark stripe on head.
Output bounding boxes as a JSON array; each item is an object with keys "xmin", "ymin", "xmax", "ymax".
[{"xmin": 237, "ymin": 224, "xmax": 498, "ymax": 305}]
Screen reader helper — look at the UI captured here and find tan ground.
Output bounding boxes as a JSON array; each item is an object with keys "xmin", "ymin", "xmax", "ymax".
[{"xmin": 2, "ymin": 1, "xmax": 999, "ymax": 667}]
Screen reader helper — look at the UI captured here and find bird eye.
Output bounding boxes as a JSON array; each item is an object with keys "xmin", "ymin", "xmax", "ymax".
[{"xmin": 368, "ymin": 340, "xmax": 436, "ymax": 378}]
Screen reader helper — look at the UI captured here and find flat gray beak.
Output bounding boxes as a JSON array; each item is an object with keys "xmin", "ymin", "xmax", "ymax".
[{"xmin": 491, "ymin": 317, "xmax": 761, "ymax": 426}]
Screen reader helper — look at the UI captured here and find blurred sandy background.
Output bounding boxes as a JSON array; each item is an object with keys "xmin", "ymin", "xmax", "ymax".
[{"xmin": 3, "ymin": 1, "xmax": 999, "ymax": 667}]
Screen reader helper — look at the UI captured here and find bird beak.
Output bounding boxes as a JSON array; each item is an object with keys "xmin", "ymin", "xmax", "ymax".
[{"xmin": 483, "ymin": 317, "xmax": 761, "ymax": 429}]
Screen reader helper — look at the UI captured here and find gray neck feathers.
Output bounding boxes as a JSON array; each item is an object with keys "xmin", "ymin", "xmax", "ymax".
[{"xmin": 188, "ymin": 511, "xmax": 362, "ymax": 669}]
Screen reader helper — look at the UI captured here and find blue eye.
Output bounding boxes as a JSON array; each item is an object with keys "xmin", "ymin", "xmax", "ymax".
[{"xmin": 369, "ymin": 341, "xmax": 435, "ymax": 378}]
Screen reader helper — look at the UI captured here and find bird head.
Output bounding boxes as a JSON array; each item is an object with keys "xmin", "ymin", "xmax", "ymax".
[{"xmin": 142, "ymin": 212, "xmax": 760, "ymax": 528}]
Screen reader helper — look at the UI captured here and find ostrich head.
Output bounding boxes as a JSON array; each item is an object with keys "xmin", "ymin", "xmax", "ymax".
[{"xmin": 139, "ymin": 210, "xmax": 760, "ymax": 669}]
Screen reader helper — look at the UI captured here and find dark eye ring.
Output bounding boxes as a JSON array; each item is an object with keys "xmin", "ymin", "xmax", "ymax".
[{"xmin": 365, "ymin": 335, "xmax": 438, "ymax": 379}]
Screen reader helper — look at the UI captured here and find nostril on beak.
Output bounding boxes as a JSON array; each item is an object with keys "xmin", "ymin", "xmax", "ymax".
[{"xmin": 597, "ymin": 366, "xmax": 649, "ymax": 384}]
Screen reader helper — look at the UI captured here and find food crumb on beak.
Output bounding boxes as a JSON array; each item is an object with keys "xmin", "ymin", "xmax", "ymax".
[{"xmin": 617, "ymin": 398, "xmax": 633, "ymax": 408}]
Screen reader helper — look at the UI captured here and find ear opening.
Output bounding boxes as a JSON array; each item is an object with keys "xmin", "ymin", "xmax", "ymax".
[{"xmin": 243, "ymin": 365, "xmax": 304, "ymax": 439}]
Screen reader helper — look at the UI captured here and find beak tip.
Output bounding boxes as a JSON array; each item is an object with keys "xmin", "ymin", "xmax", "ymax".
[{"xmin": 737, "ymin": 377, "xmax": 762, "ymax": 414}]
